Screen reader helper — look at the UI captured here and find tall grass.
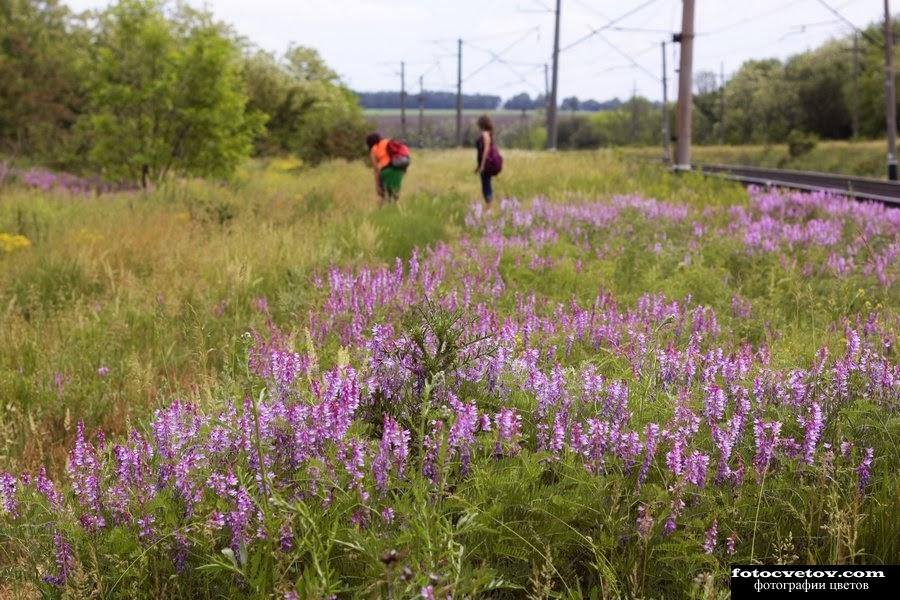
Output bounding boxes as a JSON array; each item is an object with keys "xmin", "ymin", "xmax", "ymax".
[
  {"xmin": 0, "ymin": 150, "xmax": 896, "ymax": 598},
  {"xmin": 0, "ymin": 150, "xmax": 742, "ymax": 474}
]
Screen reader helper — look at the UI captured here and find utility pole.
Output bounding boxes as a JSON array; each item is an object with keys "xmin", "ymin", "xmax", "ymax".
[
  {"xmin": 418, "ymin": 75, "xmax": 425, "ymax": 147},
  {"xmin": 852, "ymin": 32, "xmax": 860, "ymax": 140},
  {"xmin": 719, "ymin": 62, "xmax": 726, "ymax": 145},
  {"xmin": 546, "ymin": 0, "xmax": 561, "ymax": 150},
  {"xmin": 661, "ymin": 41, "xmax": 670, "ymax": 163},
  {"xmin": 400, "ymin": 61, "xmax": 407, "ymax": 140},
  {"xmin": 674, "ymin": 0, "xmax": 695, "ymax": 171},
  {"xmin": 631, "ymin": 82, "xmax": 638, "ymax": 145},
  {"xmin": 456, "ymin": 38, "xmax": 463, "ymax": 147},
  {"xmin": 544, "ymin": 62, "xmax": 550, "ymax": 98},
  {"xmin": 544, "ymin": 62, "xmax": 550, "ymax": 130},
  {"xmin": 885, "ymin": 0, "xmax": 897, "ymax": 180},
  {"xmin": 884, "ymin": 0, "xmax": 897, "ymax": 181}
]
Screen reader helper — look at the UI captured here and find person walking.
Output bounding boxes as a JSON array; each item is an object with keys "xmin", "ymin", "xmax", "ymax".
[
  {"xmin": 474, "ymin": 115, "xmax": 502, "ymax": 204},
  {"xmin": 367, "ymin": 132, "xmax": 408, "ymax": 203}
]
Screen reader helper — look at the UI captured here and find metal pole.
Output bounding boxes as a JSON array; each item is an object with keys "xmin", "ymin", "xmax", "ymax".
[
  {"xmin": 719, "ymin": 62, "xmax": 726, "ymax": 145},
  {"xmin": 400, "ymin": 61, "xmax": 407, "ymax": 140},
  {"xmin": 853, "ymin": 32, "xmax": 860, "ymax": 140},
  {"xmin": 661, "ymin": 41, "xmax": 670, "ymax": 163},
  {"xmin": 456, "ymin": 38, "xmax": 463, "ymax": 147},
  {"xmin": 546, "ymin": 0, "xmax": 561, "ymax": 150},
  {"xmin": 631, "ymin": 81, "xmax": 638, "ymax": 145},
  {"xmin": 885, "ymin": 0, "xmax": 897, "ymax": 179},
  {"xmin": 675, "ymin": 0, "xmax": 695, "ymax": 171},
  {"xmin": 418, "ymin": 75, "xmax": 425, "ymax": 147},
  {"xmin": 544, "ymin": 62, "xmax": 550, "ymax": 98},
  {"xmin": 544, "ymin": 62, "xmax": 550, "ymax": 133}
]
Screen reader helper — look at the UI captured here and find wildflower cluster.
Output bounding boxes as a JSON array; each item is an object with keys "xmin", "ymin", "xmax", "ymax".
[{"xmin": 1, "ymin": 188, "xmax": 896, "ymax": 597}]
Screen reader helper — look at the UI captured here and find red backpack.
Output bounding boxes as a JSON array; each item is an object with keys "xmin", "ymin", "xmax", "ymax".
[{"xmin": 386, "ymin": 139, "xmax": 411, "ymax": 169}]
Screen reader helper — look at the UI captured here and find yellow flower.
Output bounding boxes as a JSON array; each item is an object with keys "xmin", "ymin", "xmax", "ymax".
[
  {"xmin": 74, "ymin": 229, "xmax": 103, "ymax": 244},
  {"xmin": 0, "ymin": 233, "xmax": 31, "ymax": 253}
]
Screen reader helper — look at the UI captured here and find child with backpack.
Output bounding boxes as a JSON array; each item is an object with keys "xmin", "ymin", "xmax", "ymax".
[
  {"xmin": 474, "ymin": 115, "xmax": 502, "ymax": 204},
  {"xmin": 366, "ymin": 132, "xmax": 410, "ymax": 203}
]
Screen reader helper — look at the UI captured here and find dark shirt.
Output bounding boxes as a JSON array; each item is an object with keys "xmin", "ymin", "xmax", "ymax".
[{"xmin": 476, "ymin": 132, "xmax": 491, "ymax": 165}]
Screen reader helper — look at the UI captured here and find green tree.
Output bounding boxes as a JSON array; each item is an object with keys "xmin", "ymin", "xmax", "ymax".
[
  {"xmin": 83, "ymin": 0, "xmax": 263, "ymax": 186},
  {"xmin": 0, "ymin": 0, "xmax": 88, "ymax": 162},
  {"xmin": 242, "ymin": 45, "xmax": 368, "ymax": 164}
]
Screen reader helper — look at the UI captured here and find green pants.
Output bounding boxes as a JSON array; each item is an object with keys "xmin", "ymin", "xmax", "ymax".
[{"xmin": 380, "ymin": 166, "xmax": 405, "ymax": 199}]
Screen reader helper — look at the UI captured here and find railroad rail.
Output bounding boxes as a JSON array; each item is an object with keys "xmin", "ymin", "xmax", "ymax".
[{"xmin": 696, "ymin": 164, "xmax": 900, "ymax": 207}]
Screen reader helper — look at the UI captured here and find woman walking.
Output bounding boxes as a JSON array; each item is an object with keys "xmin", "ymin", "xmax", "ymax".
[{"xmin": 474, "ymin": 115, "xmax": 502, "ymax": 204}]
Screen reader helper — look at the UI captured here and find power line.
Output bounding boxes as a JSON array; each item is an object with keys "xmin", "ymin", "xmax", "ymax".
[
  {"xmin": 572, "ymin": 0, "xmax": 611, "ymax": 21},
  {"xmin": 463, "ymin": 27, "xmax": 540, "ymax": 82},
  {"xmin": 699, "ymin": 0, "xmax": 807, "ymax": 36},
  {"xmin": 815, "ymin": 0, "xmax": 881, "ymax": 45},
  {"xmin": 431, "ymin": 25, "xmax": 541, "ymax": 44},
  {"xmin": 560, "ymin": 0, "xmax": 661, "ymax": 53},
  {"xmin": 595, "ymin": 32, "xmax": 661, "ymax": 82}
]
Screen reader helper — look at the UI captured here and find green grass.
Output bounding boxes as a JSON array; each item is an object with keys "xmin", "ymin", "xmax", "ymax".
[
  {"xmin": 621, "ymin": 140, "xmax": 890, "ymax": 178},
  {"xmin": 0, "ymin": 150, "xmax": 744, "ymax": 472},
  {"xmin": 0, "ymin": 150, "xmax": 897, "ymax": 598}
]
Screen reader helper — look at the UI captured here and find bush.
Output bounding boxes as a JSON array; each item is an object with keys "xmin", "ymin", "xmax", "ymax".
[{"xmin": 787, "ymin": 129, "xmax": 819, "ymax": 158}]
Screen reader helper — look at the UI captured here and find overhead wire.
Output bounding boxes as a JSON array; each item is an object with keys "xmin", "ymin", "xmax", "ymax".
[
  {"xmin": 463, "ymin": 27, "xmax": 540, "ymax": 82},
  {"xmin": 559, "ymin": 0, "xmax": 661, "ymax": 53}
]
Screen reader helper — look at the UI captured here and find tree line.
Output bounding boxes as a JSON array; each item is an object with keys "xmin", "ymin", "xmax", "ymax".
[
  {"xmin": 355, "ymin": 90, "xmax": 624, "ymax": 113},
  {"xmin": 553, "ymin": 19, "xmax": 900, "ymax": 149},
  {"xmin": 0, "ymin": 0, "xmax": 368, "ymax": 186}
]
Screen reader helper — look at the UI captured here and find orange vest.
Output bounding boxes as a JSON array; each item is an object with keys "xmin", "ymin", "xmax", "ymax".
[{"xmin": 371, "ymin": 139, "xmax": 391, "ymax": 169}]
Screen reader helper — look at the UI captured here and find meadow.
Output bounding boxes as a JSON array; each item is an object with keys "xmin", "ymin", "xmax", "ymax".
[{"xmin": 0, "ymin": 151, "xmax": 897, "ymax": 599}]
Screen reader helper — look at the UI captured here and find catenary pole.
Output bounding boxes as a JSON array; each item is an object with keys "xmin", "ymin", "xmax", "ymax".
[
  {"xmin": 661, "ymin": 41, "xmax": 670, "ymax": 163},
  {"xmin": 456, "ymin": 38, "xmax": 463, "ymax": 147},
  {"xmin": 418, "ymin": 75, "xmax": 425, "ymax": 147},
  {"xmin": 853, "ymin": 32, "xmax": 860, "ymax": 140},
  {"xmin": 719, "ymin": 62, "xmax": 726, "ymax": 145},
  {"xmin": 674, "ymin": 0, "xmax": 695, "ymax": 170},
  {"xmin": 546, "ymin": 0, "xmax": 561, "ymax": 150},
  {"xmin": 884, "ymin": 0, "xmax": 897, "ymax": 179},
  {"xmin": 400, "ymin": 61, "xmax": 407, "ymax": 140}
]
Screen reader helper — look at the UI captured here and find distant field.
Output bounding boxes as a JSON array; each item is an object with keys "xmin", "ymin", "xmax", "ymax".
[{"xmin": 365, "ymin": 108, "xmax": 541, "ymax": 146}]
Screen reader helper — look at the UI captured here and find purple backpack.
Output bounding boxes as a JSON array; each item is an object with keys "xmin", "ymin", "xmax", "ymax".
[{"xmin": 484, "ymin": 143, "xmax": 503, "ymax": 176}]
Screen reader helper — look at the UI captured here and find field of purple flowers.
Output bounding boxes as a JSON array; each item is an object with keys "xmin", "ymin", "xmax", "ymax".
[{"xmin": 1, "ymin": 175, "xmax": 898, "ymax": 598}]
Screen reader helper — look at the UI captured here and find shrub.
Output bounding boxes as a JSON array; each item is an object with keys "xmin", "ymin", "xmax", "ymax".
[{"xmin": 787, "ymin": 129, "xmax": 819, "ymax": 158}]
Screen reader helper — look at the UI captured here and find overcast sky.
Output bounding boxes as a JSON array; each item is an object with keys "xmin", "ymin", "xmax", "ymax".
[{"xmin": 67, "ymin": 0, "xmax": 885, "ymax": 102}]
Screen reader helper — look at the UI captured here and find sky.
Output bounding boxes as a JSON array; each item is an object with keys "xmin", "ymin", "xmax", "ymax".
[{"xmin": 66, "ymin": 0, "xmax": 886, "ymax": 102}]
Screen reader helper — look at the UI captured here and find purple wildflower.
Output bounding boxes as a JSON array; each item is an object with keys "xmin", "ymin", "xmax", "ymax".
[
  {"xmin": 278, "ymin": 524, "xmax": 294, "ymax": 553},
  {"xmin": 685, "ymin": 451, "xmax": 710, "ymax": 487},
  {"xmin": 638, "ymin": 423, "xmax": 660, "ymax": 485},
  {"xmin": 42, "ymin": 531, "xmax": 74, "ymax": 586},
  {"xmin": 373, "ymin": 416, "xmax": 411, "ymax": 494},
  {"xmin": 0, "ymin": 473, "xmax": 17, "ymax": 517},
  {"xmin": 725, "ymin": 533, "xmax": 737, "ymax": 555},
  {"xmin": 703, "ymin": 519, "xmax": 718, "ymax": 554},
  {"xmin": 493, "ymin": 408, "xmax": 522, "ymax": 457},
  {"xmin": 857, "ymin": 448, "xmax": 874, "ymax": 491},
  {"xmin": 637, "ymin": 504, "xmax": 654, "ymax": 539}
]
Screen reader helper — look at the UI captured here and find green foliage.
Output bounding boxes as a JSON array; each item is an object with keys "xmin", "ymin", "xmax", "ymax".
[
  {"xmin": 0, "ymin": 0, "xmax": 88, "ymax": 162},
  {"xmin": 82, "ymin": 0, "xmax": 263, "ymax": 186},
  {"xmin": 787, "ymin": 129, "xmax": 819, "ymax": 158},
  {"xmin": 242, "ymin": 46, "xmax": 369, "ymax": 164}
]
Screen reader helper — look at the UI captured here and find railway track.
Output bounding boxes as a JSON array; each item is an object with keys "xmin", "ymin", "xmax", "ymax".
[{"xmin": 696, "ymin": 163, "xmax": 900, "ymax": 207}]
